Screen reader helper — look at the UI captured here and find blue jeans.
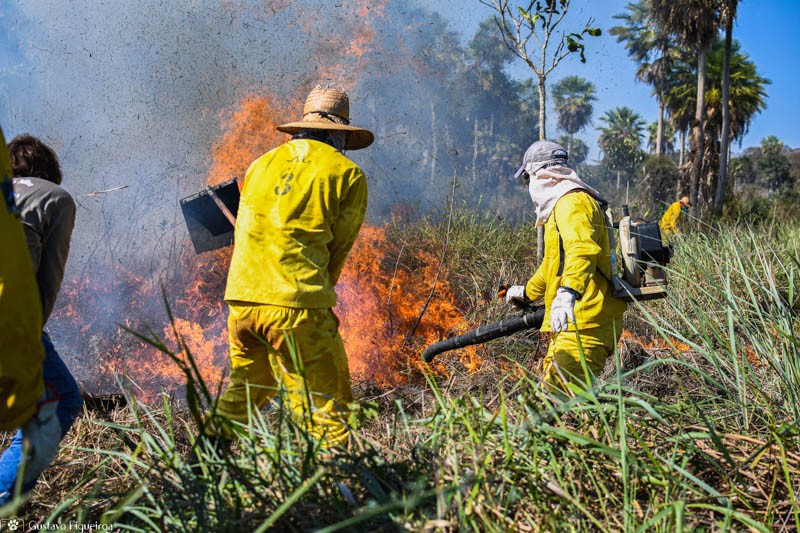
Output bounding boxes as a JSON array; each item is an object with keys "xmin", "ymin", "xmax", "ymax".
[{"xmin": 0, "ymin": 332, "xmax": 82, "ymax": 504}]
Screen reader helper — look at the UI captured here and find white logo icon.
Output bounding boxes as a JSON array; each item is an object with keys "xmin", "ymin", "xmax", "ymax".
[{"xmin": 7, "ymin": 518, "xmax": 20, "ymax": 531}]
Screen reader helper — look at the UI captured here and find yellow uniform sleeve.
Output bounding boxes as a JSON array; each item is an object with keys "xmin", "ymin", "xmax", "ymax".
[
  {"xmin": 553, "ymin": 196, "xmax": 602, "ymax": 297},
  {"xmin": 0, "ymin": 127, "xmax": 45, "ymax": 430},
  {"xmin": 525, "ymin": 264, "xmax": 546, "ymax": 301},
  {"xmin": 328, "ymin": 168, "xmax": 367, "ymax": 285}
]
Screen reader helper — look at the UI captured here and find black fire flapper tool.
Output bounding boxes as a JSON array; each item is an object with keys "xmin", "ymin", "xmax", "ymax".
[{"xmin": 422, "ymin": 285, "xmax": 545, "ymax": 363}]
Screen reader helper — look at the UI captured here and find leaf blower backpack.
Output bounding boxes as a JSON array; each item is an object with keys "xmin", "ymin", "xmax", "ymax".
[{"xmin": 605, "ymin": 204, "xmax": 671, "ymax": 302}]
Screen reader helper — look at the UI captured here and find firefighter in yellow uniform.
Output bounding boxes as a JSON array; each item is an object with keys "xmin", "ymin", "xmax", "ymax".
[
  {"xmin": 659, "ymin": 196, "xmax": 691, "ymax": 238},
  {"xmin": 505, "ymin": 140, "xmax": 627, "ymax": 391},
  {"xmin": 213, "ymin": 86, "xmax": 373, "ymax": 447},
  {"xmin": 0, "ymin": 125, "xmax": 45, "ymax": 430}
]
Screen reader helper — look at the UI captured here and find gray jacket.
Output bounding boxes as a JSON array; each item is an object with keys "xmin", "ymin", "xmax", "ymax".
[{"xmin": 13, "ymin": 177, "xmax": 75, "ymax": 324}]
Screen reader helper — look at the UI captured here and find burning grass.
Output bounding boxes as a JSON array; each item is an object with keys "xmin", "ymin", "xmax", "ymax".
[
  {"xmin": 51, "ymin": 89, "xmax": 482, "ymax": 402},
  {"xmin": 50, "ymin": 220, "xmax": 477, "ymax": 402},
  {"xmin": 5, "ymin": 210, "xmax": 800, "ymax": 530}
]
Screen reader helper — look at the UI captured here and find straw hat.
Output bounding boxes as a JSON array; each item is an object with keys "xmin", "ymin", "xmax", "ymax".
[
  {"xmin": 277, "ymin": 86, "xmax": 374, "ymax": 150},
  {"xmin": 679, "ymin": 196, "xmax": 691, "ymax": 207}
]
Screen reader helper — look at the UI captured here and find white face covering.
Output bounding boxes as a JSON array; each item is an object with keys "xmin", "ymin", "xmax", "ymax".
[{"xmin": 527, "ymin": 164, "xmax": 603, "ymax": 226}]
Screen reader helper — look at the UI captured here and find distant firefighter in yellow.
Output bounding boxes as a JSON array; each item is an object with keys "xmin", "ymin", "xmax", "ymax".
[
  {"xmin": 209, "ymin": 85, "xmax": 373, "ymax": 448},
  {"xmin": 660, "ymin": 196, "xmax": 691, "ymax": 238}
]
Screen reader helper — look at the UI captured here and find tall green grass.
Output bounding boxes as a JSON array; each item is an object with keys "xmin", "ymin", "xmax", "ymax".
[{"xmin": 7, "ymin": 211, "xmax": 799, "ymax": 531}]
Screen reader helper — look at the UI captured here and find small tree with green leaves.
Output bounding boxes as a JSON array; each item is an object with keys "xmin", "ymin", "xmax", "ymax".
[
  {"xmin": 759, "ymin": 136, "xmax": 793, "ymax": 196},
  {"xmin": 479, "ymin": 0, "xmax": 601, "ymax": 141},
  {"xmin": 643, "ymin": 154, "xmax": 680, "ymax": 212},
  {"xmin": 479, "ymin": 0, "xmax": 601, "ymax": 260}
]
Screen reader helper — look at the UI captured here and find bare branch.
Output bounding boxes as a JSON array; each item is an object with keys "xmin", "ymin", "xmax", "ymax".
[{"xmin": 78, "ymin": 184, "xmax": 130, "ymax": 197}]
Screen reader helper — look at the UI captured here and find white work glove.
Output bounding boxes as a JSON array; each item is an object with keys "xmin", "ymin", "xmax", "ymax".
[
  {"xmin": 550, "ymin": 287, "xmax": 577, "ymax": 333},
  {"xmin": 504, "ymin": 285, "xmax": 527, "ymax": 306},
  {"xmin": 21, "ymin": 395, "xmax": 61, "ymax": 486}
]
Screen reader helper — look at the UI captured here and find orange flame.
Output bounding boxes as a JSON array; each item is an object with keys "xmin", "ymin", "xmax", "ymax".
[
  {"xmin": 206, "ymin": 96, "xmax": 290, "ymax": 186},
  {"xmin": 621, "ymin": 329, "xmax": 691, "ymax": 353},
  {"xmin": 50, "ymin": 1, "xmax": 485, "ymax": 400},
  {"xmin": 54, "ymin": 79, "xmax": 475, "ymax": 400},
  {"xmin": 336, "ymin": 225, "xmax": 478, "ymax": 387}
]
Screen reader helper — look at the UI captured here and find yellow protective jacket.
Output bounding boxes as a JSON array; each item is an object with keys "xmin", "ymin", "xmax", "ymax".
[
  {"xmin": 659, "ymin": 201, "xmax": 685, "ymax": 236},
  {"xmin": 525, "ymin": 191, "xmax": 627, "ymax": 332},
  {"xmin": 0, "ymin": 128, "xmax": 45, "ymax": 430},
  {"xmin": 225, "ymin": 139, "xmax": 367, "ymax": 308}
]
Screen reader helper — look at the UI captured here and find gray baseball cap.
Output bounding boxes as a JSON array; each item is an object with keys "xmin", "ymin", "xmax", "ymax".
[{"xmin": 513, "ymin": 140, "xmax": 569, "ymax": 180}]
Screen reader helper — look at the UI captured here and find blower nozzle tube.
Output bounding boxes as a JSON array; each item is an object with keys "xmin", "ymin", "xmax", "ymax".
[{"xmin": 422, "ymin": 306, "xmax": 545, "ymax": 363}]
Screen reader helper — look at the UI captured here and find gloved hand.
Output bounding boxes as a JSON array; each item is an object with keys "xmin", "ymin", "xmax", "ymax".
[
  {"xmin": 503, "ymin": 285, "xmax": 527, "ymax": 306},
  {"xmin": 21, "ymin": 395, "xmax": 61, "ymax": 486},
  {"xmin": 550, "ymin": 287, "xmax": 577, "ymax": 333}
]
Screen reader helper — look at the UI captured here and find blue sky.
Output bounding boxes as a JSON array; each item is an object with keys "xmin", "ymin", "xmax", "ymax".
[{"xmin": 426, "ymin": 0, "xmax": 800, "ymax": 160}]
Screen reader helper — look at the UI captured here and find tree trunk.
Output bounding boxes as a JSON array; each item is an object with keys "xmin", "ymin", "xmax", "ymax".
[
  {"xmin": 430, "ymin": 102, "xmax": 437, "ymax": 185},
  {"xmin": 689, "ymin": 47, "xmax": 707, "ymax": 218},
  {"xmin": 713, "ymin": 20, "xmax": 733, "ymax": 217},
  {"xmin": 472, "ymin": 118, "xmax": 478, "ymax": 185},
  {"xmin": 537, "ymin": 76, "xmax": 547, "ymax": 141},
  {"xmin": 535, "ymin": 77, "xmax": 546, "ymax": 262},
  {"xmin": 677, "ymin": 128, "xmax": 687, "ymax": 197},
  {"xmin": 656, "ymin": 42, "xmax": 667, "ymax": 156},
  {"xmin": 656, "ymin": 100, "xmax": 664, "ymax": 156}
]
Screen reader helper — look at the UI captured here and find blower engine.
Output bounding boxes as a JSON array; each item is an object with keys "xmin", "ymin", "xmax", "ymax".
[{"xmin": 608, "ymin": 205, "xmax": 671, "ymax": 302}]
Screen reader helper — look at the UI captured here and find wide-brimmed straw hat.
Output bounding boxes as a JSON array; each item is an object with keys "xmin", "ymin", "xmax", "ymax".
[
  {"xmin": 276, "ymin": 86, "xmax": 374, "ymax": 150},
  {"xmin": 679, "ymin": 196, "xmax": 691, "ymax": 207}
]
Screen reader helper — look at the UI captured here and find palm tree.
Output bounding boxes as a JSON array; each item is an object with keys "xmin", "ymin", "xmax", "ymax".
[
  {"xmin": 556, "ymin": 135, "xmax": 588, "ymax": 166},
  {"xmin": 598, "ymin": 107, "xmax": 646, "ymax": 189},
  {"xmin": 647, "ymin": 120, "xmax": 675, "ymax": 154},
  {"xmin": 662, "ymin": 50, "xmax": 696, "ymax": 187},
  {"xmin": 714, "ymin": 0, "xmax": 739, "ymax": 216},
  {"xmin": 552, "ymin": 76, "xmax": 596, "ymax": 153},
  {"xmin": 703, "ymin": 41, "xmax": 768, "ymax": 145},
  {"xmin": 664, "ymin": 39, "xmax": 769, "ymax": 208},
  {"xmin": 648, "ymin": 0, "xmax": 719, "ymax": 216},
  {"xmin": 610, "ymin": 1, "xmax": 678, "ymax": 155}
]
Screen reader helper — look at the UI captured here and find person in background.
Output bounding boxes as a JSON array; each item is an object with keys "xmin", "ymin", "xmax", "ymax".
[
  {"xmin": 0, "ymin": 125, "xmax": 57, "ymax": 507},
  {"xmin": 502, "ymin": 140, "xmax": 627, "ymax": 392},
  {"xmin": 659, "ymin": 196, "xmax": 691, "ymax": 238},
  {"xmin": 206, "ymin": 85, "xmax": 373, "ymax": 448},
  {"xmin": 0, "ymin": 134, "xmax": 82, "ymax": 504}
]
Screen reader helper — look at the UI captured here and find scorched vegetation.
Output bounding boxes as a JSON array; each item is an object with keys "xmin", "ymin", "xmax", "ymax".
[{"xmin": 3, "ymin": 209, "xmax": 800, "ymax": 532}]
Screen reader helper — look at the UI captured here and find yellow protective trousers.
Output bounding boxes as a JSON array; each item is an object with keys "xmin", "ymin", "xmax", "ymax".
[
  {"xmin": 541, "ymin": 319, "xmax": 622, "ymax": 393},
  {"xmin": 215, "ymin": 303, "xmax": 353, "ymax": 447}
]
